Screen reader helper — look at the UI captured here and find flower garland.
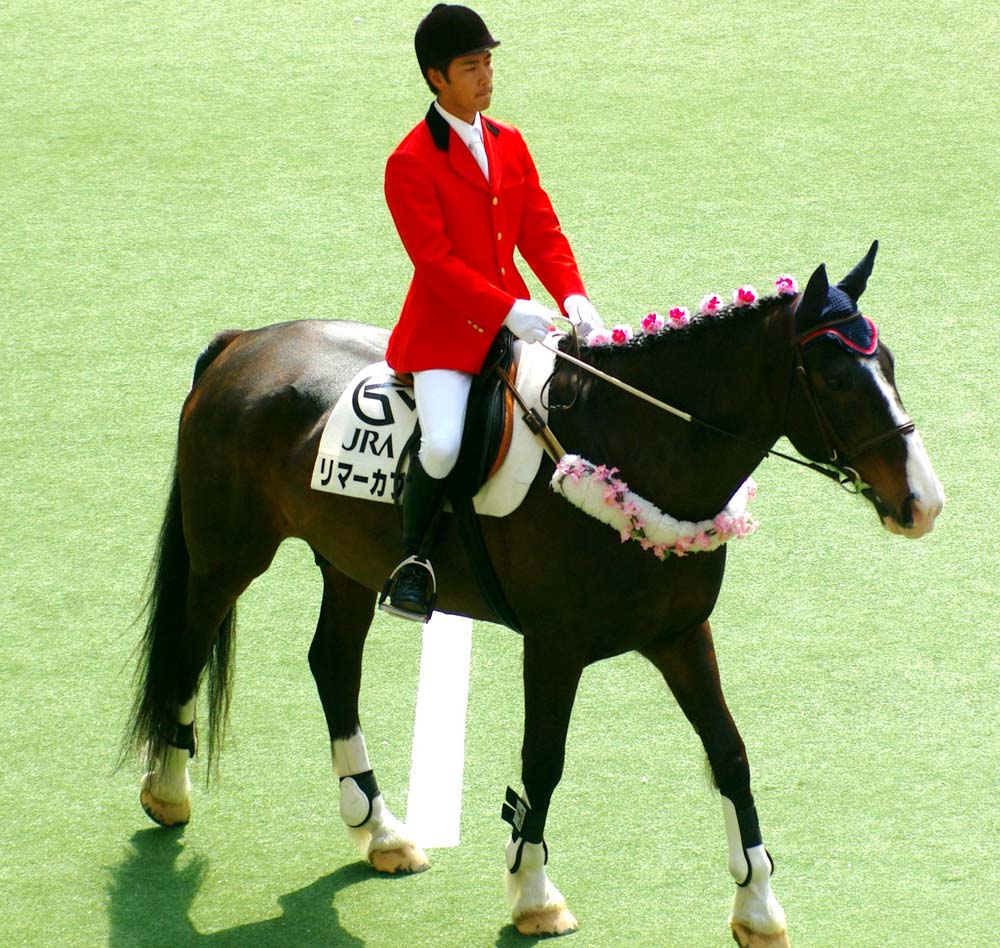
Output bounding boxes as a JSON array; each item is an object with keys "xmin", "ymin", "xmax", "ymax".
[
  {"xmin": 551, "ymin": 455, "xmax": 758, "ymax": 560},
  {"xmin": 585, "ymin": 274, "xmax": 799, "ymax": 348}
]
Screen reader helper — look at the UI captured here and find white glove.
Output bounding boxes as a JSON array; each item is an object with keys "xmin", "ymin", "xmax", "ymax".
[
  {"xmin": 563, "ymin": 294, "xmax": 603, "ymax": 335},
  {"xmin": 503, "ymin": 298, "xmax": 558, "ymax": 344}
]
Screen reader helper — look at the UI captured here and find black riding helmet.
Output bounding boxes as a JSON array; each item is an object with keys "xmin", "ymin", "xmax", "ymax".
[{"xmin": 415, "ymin": 4, "xmax": 500, "ymax": 90}]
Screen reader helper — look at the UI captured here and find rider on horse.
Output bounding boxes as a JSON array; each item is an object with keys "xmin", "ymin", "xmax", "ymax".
[{"xmin": 380, "ymin": 4, "xmax": 602, "ymax": 621}]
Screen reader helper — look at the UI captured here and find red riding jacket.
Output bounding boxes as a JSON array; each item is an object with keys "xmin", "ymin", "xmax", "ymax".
[{"xmin": 384, "ymin": 105, "xmax": 587, "ymax": 374}]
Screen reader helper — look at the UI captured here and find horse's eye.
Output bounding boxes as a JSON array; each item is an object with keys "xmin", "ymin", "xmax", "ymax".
[{"xmin": 821, "ymin": 366, "xmax": 854, "ymax": 393}]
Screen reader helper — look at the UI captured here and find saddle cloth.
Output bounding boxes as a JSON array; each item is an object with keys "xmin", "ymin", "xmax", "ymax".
[{"xmin": 310, "ymin": 340, "xmax": 554, "ymax": 517}]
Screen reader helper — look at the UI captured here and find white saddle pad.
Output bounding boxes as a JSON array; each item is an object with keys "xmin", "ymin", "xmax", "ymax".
[{"xmin": 310, "ymin": 339, "xmax": 555, "ymax": 517}]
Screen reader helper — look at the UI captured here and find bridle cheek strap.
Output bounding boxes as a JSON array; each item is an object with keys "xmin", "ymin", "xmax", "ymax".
[{"xmin": 791, "ymin": 344, "xmax": 915, "ymax": 488}]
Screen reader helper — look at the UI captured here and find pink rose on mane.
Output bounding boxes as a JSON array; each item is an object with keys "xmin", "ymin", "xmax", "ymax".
[
  {"xmin": 586, "ymin": 328, "xmax": 612, "ymax": 346},
  {"xmin": 611, "ymin": 324, "xmax": 633, "ymax": 345},
  {"xmin": 733, "ymin": 285, "xmax": 758, "ymax": 307},
  {"xmin": 641, "ymin": 312, "xmax": 665, "ymax": 334},
  {"xmin": 667, "ymin": 307, "xmax": 690, "ymax": 329},
  {"xmin": 775, "ymin": 275, "xmax": 798, "ymax": 296},
  {"xmin": 699, "ymin": 294, "xmax": 722, "ymax": 315}
]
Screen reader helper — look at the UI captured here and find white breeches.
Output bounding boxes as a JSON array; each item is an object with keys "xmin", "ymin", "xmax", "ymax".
[{"xmin": 412, "ymin": 369, "xmax": 474, "ymax": 479}]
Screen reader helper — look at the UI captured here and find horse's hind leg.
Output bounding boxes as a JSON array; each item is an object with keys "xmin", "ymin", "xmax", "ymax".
[
  {"xmin": 309, "ymin": 560, "xmax": 428, "ymax": 874},
  {"xmin": 641, "ymin": 622, "xmax": 789, "ymax": 948},
  {"xmin": 140, "ymin": 564, "xmax": 251, "ymax": 827}
]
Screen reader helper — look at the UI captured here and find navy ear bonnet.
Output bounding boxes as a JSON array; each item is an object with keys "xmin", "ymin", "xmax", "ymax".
[
  {"xmin": 799, "ymin": 286, "xmax": 879, "ymax": 355},
  {"xmin": 797, "ymin": 243, "xmax": 880, "ymax": 356}
]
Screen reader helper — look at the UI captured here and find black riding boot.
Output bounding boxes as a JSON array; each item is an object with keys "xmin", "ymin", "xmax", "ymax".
[{"xmin": 379, "ymin": 456, "xmax": 449, "ymax": 622}]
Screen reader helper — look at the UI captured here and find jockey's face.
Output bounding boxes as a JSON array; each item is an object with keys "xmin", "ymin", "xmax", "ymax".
[{"xmin": 429, "ymin": 51, "xmax": 493, "ymax": 123}]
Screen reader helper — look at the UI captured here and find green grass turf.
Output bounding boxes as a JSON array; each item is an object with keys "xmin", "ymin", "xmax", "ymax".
[{"xmin": 2, "ymin": 1, "xmax": 997, "ymax": 945}]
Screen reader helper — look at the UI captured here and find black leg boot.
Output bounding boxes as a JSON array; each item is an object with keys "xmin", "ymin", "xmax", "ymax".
[{"xmin": 379, "ymin": 457, "xmax": 449, "ymax": 622}]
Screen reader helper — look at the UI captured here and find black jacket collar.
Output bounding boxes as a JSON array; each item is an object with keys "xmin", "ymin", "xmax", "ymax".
[{"xmin": 425, "ymin": 103, "xmax": 501, "ymax": 151}]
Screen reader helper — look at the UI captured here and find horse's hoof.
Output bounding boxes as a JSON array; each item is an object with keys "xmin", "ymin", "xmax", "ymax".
[
  {"xmin": 369, "ymin": 843, "xmax": 430, "ymax": 874},
  {"xmin": 731, "ymin": 921, "xmax": 790, "ymax": 948},
  {"xmin": 140, "ymin": 774, "xmax": 190, "ymax": 828},
  {"xmin": 514, "ymin": 907, "xmax": 580, "ymax": 937}
]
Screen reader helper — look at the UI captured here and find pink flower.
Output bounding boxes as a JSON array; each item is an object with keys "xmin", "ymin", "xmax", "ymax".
[
  {"xmin": 619, "ymin": 527, "xmax": 632, "ymax": 543},
  {"xmin": 699, "ymin": 293, "xmax": 722, "ymax": 315},
  {"xmin": 592, "ymin": 464, "xmax": 609, "ymax": 480},
  {"xmin": 674, "ymin": 535, "xmax": 693, "ymax": 555},
  {"xmin": 733, "ymin": 285, "xmax": 758, "ymax": 307},
  {"xmin": 585, "ymin": 328, "xmax": 612, "ymax": 346},
  {"xmin": 694, "ymin": 531, "xmax": 714, "ymax": 550},
  {"xmin": 667, "ymin": 306, "xmax": 690, "ymax": 329},
  {"xmin": 557, "ymin": 457, "xmax": 584, "ymax": 481},
  {"xmin": 610, "ymin": 324, "xmax": 634, "ymax": 346},
  {"xmin": 775, "ymin": 274, "xmax": 798, "ymax": 296},
  {"xmin": 641, "ymin": 312, "xmax": 665, "ymax": 334},
  {"xmin": 713, "ymin": 513, "xmax": 733, "ymax": 535}
]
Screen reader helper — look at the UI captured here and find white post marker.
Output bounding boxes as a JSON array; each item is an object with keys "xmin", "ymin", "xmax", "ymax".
[{"xmin": 405, "ymin": 611, "xmax": 473, "ymax": 848}]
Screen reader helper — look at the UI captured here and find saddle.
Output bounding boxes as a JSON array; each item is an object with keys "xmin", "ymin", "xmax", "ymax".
[
  {"xmin": 399, "ymin": 328, "xmax": 522, "ymax": 630},
  {"xmin": 311, "ymin": 329, "xmax": 554, "ymax": 631}
]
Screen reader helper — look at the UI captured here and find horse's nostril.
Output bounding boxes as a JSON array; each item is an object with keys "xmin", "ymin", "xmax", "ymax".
[{"xmin": 900, "ymin": 493, "xmax": 916, "ymax": 528}]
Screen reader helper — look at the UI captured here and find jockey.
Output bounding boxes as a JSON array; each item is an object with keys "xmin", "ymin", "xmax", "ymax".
[{"xmin": 380, "ymin": 3, "xmax": 601, "ymax": 621}]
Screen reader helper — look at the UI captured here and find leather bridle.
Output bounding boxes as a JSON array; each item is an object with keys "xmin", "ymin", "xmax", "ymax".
[
  {"xmin": 541, "ymin": 310, "xmax": 916, "ymax": 498},
  {"xmin": 782, "ymin": 312, "xmax": 915, "ymax": 494}
]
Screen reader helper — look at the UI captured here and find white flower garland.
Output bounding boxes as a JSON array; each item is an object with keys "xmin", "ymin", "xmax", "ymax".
[{"xmin": 551, "ymin": 455, "xmax": 758, "ymax": 560}]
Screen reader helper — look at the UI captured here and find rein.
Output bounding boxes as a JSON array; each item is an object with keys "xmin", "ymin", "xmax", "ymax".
[{"xmin": 539, "ymin": 312, "xmax": 915, "ymax": 495}]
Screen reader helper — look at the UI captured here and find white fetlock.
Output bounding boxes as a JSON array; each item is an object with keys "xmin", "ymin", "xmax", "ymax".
[
  {"xmin": 730, "ymin": 846, "xmax": 787, "ymax": 937},
  {"xmin": 140, "ymin": 746, "xmax": 192, "ymax": 827},
  {"xmin": 332, "ymin": 732, "xmax": 427, "ymax": 873},
  {"xmin": 505, "ymin": 839, "xmax": 578, "ymax": 935}
]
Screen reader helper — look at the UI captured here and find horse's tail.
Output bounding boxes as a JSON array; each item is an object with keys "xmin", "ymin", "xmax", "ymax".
[{"xmin": 122, "ymin": 331, "xmax": 243, "ymax": 773}]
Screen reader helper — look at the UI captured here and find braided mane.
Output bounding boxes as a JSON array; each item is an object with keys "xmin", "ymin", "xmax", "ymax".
[{"xmin": 561, "ymin": 294, "xmax": 790, "ymax": 363}]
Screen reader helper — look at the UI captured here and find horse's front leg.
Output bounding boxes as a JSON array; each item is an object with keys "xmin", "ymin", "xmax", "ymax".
[
  {"xmin": 504, "ymin": 637, "xmax": 584, "ymax": 936},
  {"xmin": 310, "ymin": 563, "xmax": 428, "ymax": 874},
  {"xmin": 641, "ymin": 622, "xmax": 789, "ymax": 948}
]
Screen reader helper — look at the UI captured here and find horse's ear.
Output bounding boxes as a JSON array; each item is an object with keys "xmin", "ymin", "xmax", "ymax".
[
  {"xmin": 795, "ymin": 263, "xmax": 830, "ymax": 327},
  {"xmin": 837, "ymin": 239, "xmax": 879, "ymax": 302}
]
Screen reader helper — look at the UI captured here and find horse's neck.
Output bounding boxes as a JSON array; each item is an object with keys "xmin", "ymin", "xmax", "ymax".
[{"xmin": 557, "ymin": 305, "xmax": 793, "ymax": 521}]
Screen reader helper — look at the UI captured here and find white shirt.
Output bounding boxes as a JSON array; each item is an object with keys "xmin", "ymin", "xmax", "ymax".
[{"xmin": 433, "ymin": 100, "xmax": 490, "ymax": 181}]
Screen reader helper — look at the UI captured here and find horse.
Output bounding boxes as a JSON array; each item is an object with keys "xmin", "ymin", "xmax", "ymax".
[{"xmin": 125, "ymin": 242, "xmax": 944, "ymax": 947}]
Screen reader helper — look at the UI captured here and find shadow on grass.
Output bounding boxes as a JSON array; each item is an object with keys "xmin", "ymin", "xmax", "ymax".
[
  {"xmin": 107, "ymin": 828, "xmax": 375, "ymax": 948},
  {"xmin": 495, "ymin": 924, "xmax": 564, "ymax": 947}
]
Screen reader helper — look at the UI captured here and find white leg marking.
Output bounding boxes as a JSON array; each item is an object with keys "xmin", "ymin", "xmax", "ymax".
[
  {"xmin": 505, "ymin": 838, "xmax": 568, "ymax": 918},
  {"xmin": 332, "ymin": 730, "xmax": 372, "ymax": 778},
  {"xmin": 730, "ymin": 846, "xmax": 787, "ymax": 937},
  {"xmin": 722, "ymin": 798, "xmax": 786, "ymax": 937},
  {"xmin": 405, "ymin": 612, "xmax": 473, "ymax": 848},
  {"xmin": 152, "ymin": 698, "xmax": 196, "ymax": 802},
  {"xmin": 332, "ymin": 729, "xmax": 422, "ymax": 863}
]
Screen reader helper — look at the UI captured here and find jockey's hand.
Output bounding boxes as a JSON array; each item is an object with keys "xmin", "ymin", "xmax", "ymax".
[
  {"xmin": 504, "ymin": 299, "xmax": 558, "ymax": 344},
  {"xmin": 563, "ymin": 294, "xmax": 603, "ymax": 336}
]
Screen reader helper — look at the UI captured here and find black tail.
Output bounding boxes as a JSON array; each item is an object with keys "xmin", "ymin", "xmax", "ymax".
[{"xmin": 122, "ymin": 331, "xmax": 243, "ymax": 773}]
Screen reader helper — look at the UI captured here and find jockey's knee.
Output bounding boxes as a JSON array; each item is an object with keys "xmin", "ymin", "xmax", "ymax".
[{"xmin": 418, "ymin": 436, "xmax": 461, "ymax": 480}]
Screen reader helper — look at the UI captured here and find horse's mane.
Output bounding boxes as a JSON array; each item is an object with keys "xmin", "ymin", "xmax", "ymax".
[{"xmin": 561, "ymin": 294, "xmax": 789, "ymax": 363}]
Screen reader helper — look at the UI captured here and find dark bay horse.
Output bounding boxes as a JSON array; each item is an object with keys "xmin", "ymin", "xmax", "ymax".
[{"xmin": 126, "ymin": 244, "xmax": 943, "ymax": 947}]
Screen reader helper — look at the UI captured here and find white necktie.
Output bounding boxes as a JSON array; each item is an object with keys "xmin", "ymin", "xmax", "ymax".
[{"xmin": 469, "ymin": 126, "xmax": 489, "ymax": 182}]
